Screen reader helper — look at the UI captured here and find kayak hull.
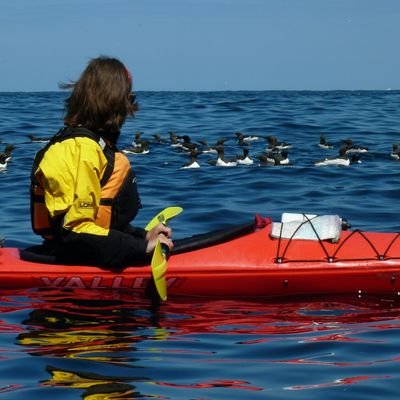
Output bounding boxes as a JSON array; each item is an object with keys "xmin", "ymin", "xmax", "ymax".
[{"xmin": 2, "ymin": 220, "xmax": 400, "ymax": 298}]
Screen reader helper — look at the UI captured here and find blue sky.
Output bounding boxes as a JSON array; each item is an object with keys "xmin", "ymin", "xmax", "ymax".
[{"xmin": 1, "ymin": 0, "xmax": 399, "ymax": 91}]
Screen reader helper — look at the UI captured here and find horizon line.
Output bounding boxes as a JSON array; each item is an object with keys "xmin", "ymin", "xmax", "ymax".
[{"xmin": 0, "ymin": 88, "xmax": 398, "ymax": 94}]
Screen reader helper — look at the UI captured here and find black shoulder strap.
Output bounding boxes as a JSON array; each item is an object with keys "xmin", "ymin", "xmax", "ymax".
[{"xmin": 52, "ymin": 126, "xmax": 104, "ymax": 145}]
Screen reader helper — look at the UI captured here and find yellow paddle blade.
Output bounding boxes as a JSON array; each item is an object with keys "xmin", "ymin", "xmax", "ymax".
[
  {"xmin": 145, "ymin": 206, "xmax": 183, "ymax": 231},
  {"xmin": 151, "ymin": 240, "xmax": 168, "ymax": 301}
]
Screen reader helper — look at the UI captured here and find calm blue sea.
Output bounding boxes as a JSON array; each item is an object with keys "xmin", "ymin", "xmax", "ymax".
[{"xmin": 1, "ymin": 91, "xmax": 400, "ymax": 399}]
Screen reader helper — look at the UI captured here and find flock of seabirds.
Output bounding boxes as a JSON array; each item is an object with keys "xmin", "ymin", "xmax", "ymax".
[{"xmin": 1, "ymin": 131, "xmax": 400, "ymax": 172}]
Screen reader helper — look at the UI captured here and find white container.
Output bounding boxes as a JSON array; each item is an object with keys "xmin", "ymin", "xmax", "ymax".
[{"xmin": 271, "ymin": 213, "xmax": 342, "ymax": 242}]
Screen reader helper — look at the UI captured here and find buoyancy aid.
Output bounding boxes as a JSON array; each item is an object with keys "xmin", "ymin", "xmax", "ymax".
[{"xmin": 30, "ymin": 127, "xmax": 141, "ymax": 240}]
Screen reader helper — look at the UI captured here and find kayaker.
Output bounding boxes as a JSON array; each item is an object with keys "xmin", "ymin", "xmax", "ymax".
[{"xmin": 29, "ymin": 56, "xmax": 173, "ymax": 268}]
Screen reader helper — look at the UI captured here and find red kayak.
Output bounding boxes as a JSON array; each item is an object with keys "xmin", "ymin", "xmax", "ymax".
[{"xmin": 1, "ymin": 215, "xmax": 400, "ymax": 298}]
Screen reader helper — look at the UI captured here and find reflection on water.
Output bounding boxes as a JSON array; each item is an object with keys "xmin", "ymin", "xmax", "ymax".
[
  {"xmin": 43, "ymin": 367, "xmax": 142, "ymax": 400},
  {"xmin": 13, "ymin": 290, "xmax": 161, "ymax": 399},
  {"xmin": 1, "ymin": 289, "xmax": 399, "ymax": 399}
]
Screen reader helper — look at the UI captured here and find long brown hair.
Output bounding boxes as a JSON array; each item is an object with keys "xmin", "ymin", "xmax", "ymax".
[{"xmin": 60, "ymin": 56, "xmax": 138, "ymax": 144}]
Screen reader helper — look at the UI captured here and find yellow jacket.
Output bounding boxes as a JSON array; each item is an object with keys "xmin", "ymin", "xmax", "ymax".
[
  {"xmin": 31, "ymin": 128, "xmax": 147, "ymax": 269},
  {"xmin": 35, "ymin": 136, "xmax": 110, "ymax": 236}
]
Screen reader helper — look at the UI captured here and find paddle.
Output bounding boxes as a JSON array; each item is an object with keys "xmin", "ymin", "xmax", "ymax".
[
  {"xmin": 150, "ymin": 240, "xmax": 168, "ymax": 301},
  {"xmin": 145, "ymin": 206, "xmax": 183, "ymax": 301},
  {"xmin": 145, "ymin": 206, "xmax": 183, "ymax": 231}
]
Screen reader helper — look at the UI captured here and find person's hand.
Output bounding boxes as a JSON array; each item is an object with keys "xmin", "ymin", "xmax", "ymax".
[
  {"xmin": 145, "ymin": 223, "xmax": 173, "ymax": 254},
  {"xmin": 146, "ymin": 222, "xmax": 172, "ymax": 240}
]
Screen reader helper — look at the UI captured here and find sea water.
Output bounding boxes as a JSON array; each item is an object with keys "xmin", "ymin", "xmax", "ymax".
[{"xmin": 1, "ymin": 91, "xmax": 400, "ymax": 399}]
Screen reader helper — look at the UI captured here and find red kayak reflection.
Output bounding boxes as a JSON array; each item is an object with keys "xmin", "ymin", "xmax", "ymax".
[
  {"xmin": 1, "ymin": 288, "xmax": 400, "ymax": 397},
  {"xmin": 2, "ymin": 288, "xmax": 400, "ymax": 341}
]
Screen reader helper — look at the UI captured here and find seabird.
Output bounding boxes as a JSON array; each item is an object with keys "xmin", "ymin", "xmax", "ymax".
[
  {"xmin": 236, "ymin": 148, "xmax": 254, "ymax": 165},
  {"xmin": 27, "ymin": 134, "xmax": 49, "ymax": 143},
  {"xmin": 342, "ymin": 139, "xmax": 368, "ymax": 154},
  {"xmin": 319, "ymin": 135, "xmax": 334, "ymax": 149},
  {"xmin": 390, "ymin": 143, "xmax": 400, "ymax": 160},
  {"xmin": 152, "ymin": 134, "xmax": 166, "ymax": 144},
  {"xmin": 0, "ymin": 145, "xmax": 15, "ymax": 163},
  {"xmin": 0, "ymin": 154, "xmax": 8, "ymax": 171},
  {"xmin": 181, "ymin": 150, "xmax": 201, "ymax": 169},
  {"xmin": 258, "ymin": 150, "xmax": 290, "ymax": 166},
  {"xmin": 169, "ymin": 131, "xmax": 181, "ymax": 147},
  {"xmin": 122, "ymin": 144, "xmax": 150, "ymax": 155},
  {"xmin": 179, "ymin": 135, "xmax": 198, "ymax": 152},
  {"xmin": 235, "ymin": 131, "xmax": 259, "ymax": 144},
  {"xmin": 208, "ymin": 145, "xmax": 237, "ymax": 167},
  {"xmin": 266, "ymin": 135, "xmax": 292, "ymax": 151},
  {"xmin": 314, "ymin": 146, "xmax": 361, "ymax": 167}
]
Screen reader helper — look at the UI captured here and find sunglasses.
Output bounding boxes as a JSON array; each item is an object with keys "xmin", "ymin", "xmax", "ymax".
[{"xmin": 129, "ymin": 92, "xmax": 137, "ymax": 105}]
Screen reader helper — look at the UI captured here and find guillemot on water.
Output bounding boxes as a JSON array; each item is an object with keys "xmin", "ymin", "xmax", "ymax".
[
  {"xmin": 258, "ymin": 150, "xmax": 290, "ymax": 166},
  {"xmin": 314, "ymin": 146, "xmax": 361, "ymax": 167},
  {"xmin": 152, "ymin": 134, "xmax": 166, "ymax": 144},
  {"xmin": 27, "ymin": 134, "xmax": 49, "ymax": 143},
  {"xmin": 122, "ymin": 144, "xmax": 150, "ymax": 155},
  {"xmin": 208, "ymin": 145, "xmax": 237, "ymax": 167},
  {"xmin": 265, "ymin": 135, "xmax": 292, "ymax": 151},
  {"xmin": 390, "ymin": 144, "xmax": 400, "ymax": 160},
  {"xmin": 181, "ymin": 150, "xmax": 201, "ymax": 169},
  {"xmin": 318, "ymin": 135, "xmax": 334, "ymax": 149},
  {"xmin": 235, "ymin": 131, "xmax": 260, "ymax": 144},
  {"xmin": 169, "ymin": 131, "xmax": 182, "ymax": 147},
  {"xmin": 0, "ymin": 154, "xmax": 8, "ymax": 171},
  {"xmin": 0, "ymin": 145, "xmax": 15, "ymax": 164},
  {"xmin": 236, "ymin": 148, "xmax": 254, "ymax": 165},
  {"xmin": 178, "ymin": 135, "xmax": 199, "ymax": 152},
  {"xmin": 198, "ymin": 138, "xmax": 229, "ymax": 154},
  {"xmin": 342, "ymin": 139, "xmax": 368, "ymax": 154}
]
